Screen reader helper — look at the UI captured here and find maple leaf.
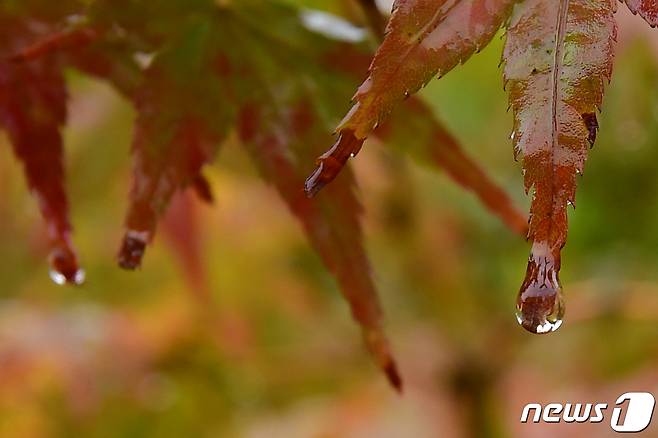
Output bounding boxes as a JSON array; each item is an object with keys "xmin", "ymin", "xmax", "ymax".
[
  {"xmin": 223, "ymin": 3, "xmax": 402, "ymax": 388},
  {"xmin": 305, "ymin": 0, "xmax": 517, "ymax": 195},
  {"xmin": 308, "ymin": 0, "xmax": 629, "ymax": 334},
  {"xmin": 0, "ymin": 16, "xmax": 83, "ymax": 284},
  {"xmin": 0, "ymin": 0, "xmax": 531, "ymax": 389},
  {"xmin": 504, "ymin": 0, "xmax": 616, "ymax": 333},
  {"xmin": 116, "ymin": 17, "xmax": 229, "ymax": 269},
  {"xmin": 622, "ymin": 0, "xmax": 658, "ymax": 27}
]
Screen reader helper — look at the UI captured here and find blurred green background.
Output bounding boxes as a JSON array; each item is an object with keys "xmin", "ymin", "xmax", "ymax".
[{"xmin": 2, "ymin": 4, "xmax": 658, "ymax": 438}]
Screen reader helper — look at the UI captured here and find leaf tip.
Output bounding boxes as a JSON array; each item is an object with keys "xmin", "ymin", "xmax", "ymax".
[
  {"xmin": 117, "ymin": 230, "xmax": 149, "ymax": 270},
  {"xmin": 48, "ymin": 241, "xmax": 85, "ymax": 286},
  {"xmin": 303, "ymin": 130, "xmax": 364, "ymax": 197},
  {"xmin": 384, "ymin": 358, "xmax": 403, "ymax": 393}
]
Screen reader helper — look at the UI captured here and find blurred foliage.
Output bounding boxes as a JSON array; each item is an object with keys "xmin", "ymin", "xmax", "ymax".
[{"xmin": 1, "ymin": 2, "xmax": 658, "ymax": 438}]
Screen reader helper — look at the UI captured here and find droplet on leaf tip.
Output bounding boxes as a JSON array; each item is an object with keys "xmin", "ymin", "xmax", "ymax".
[
  {"xmin": 516, "ymin": 251, "xmax": 565, "ymax": 334},
  {"xmin": 48, "ymin": 244, "xmax": 85, "ymax": 286},
  {"xmin": 49, "ymin": 267, "xmax": 85, "ymax": 286}
]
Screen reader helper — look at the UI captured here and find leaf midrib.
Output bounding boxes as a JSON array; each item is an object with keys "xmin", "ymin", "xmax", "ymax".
[
  {"xmin": 547, "ymin": 0, "xmax": 569, "ymax": 247},
  {"xmin": 370, "ymin": 0, "xmax": 459, "ymax": 93}
]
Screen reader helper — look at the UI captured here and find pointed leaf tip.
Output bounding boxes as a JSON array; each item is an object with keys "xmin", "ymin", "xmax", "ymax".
[
  {"xmin": 384, "ymin": 359, "xmax": 403, "ymax": 393},
  {"xmin": 192, "ymin": 174, "xmax": 214, "ymax": 204},
  {"xmin": 363, "ymin": 327, "xmax": 403, "ymax": 391},
  {"xmin": 304, "ymin": 130, "xmax": 364, "ymax": 196},
  {"xmin": 117, "ymin": 231, "xmax": 149, "ymax": 270},
  {"xmin": 622, "ymin": 0, "xmax": 658, "ymax": 28}
]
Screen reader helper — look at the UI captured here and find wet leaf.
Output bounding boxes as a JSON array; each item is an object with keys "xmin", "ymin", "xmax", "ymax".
[
  {"xmin": 0, "ymin": 16, "xmax": 83, "ymax": 284},
  {"xmin": 622, "ymin": 0, "xmax": 658, "ymax": 27},
  {"xmin": 226, "ymin": 6, "xmax": 402, "ymax": 388},
  {"xmin": 503, "ymin": 0, "xmax": 616, "ymax": 333},
  {"xmin": 306, "ymin": 0, "xmax": 516, "ymax": 193},
  {"xmin": 315, "ymin": 41, "xmax": 527, "ymax": 235},
  {"xmin": 117, "ymin": 17, "xmax": 230, "ymax": 269}
]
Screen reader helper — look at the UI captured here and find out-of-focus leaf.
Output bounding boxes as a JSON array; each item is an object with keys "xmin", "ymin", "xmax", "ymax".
[
  {"xmin": 0, "ymin": 15, "xmax": 83, "ymax": 284},
  {"xmin": 305, "ymin": 0, "xmax": 516, "ymax": 195},
  {"xmin": 377, "ymin": 99, "xmax": 528, "ymax": 235},
  {"xmin": 117, "ymin": 17, "xmax": 231, "ymax": 269},
  {"xmin": 503, "ymin": 0, "xmax": 616, "ymax": 333},
  {"xmin": 622, "ymin": 0, "xmax": 658, "ymax": 27},
  {"xmin": 226, "ymin": 5, "xmax": 401, "ymax": 389},
  {"xmin": 161, "ymin": 190, "xmax": 211, "ymax": 302}
]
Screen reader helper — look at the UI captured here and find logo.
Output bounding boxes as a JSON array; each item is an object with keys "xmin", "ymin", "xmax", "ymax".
[{"xmin": 520, "ymin": 392, "xmax": 655, "ymax": 433}]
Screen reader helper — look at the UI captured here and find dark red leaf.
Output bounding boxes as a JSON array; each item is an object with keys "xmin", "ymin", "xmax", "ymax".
[
  {"xmin": 0, "ymin": 16, "xmax": 83, "ymax": 284},
  {"xmin": 238, "ymin": 102, "xmax": 402, "ymax": 391}
]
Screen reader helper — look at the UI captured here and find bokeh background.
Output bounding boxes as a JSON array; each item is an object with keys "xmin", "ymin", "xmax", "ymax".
[{"xmin": 2, "ymin": 3, "xmax": 658, "ymax": 437}]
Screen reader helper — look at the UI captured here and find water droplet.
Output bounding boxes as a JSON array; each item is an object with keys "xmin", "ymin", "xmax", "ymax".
[
  {"xmin": 49, "ymin": 267, "xmax": 85, "ymax": 285},
  {"xmin": 48, "ymin": 245, "xmax": 85, "ymax": 286},
  {"xmin": 516, "ymin": 250, "xmax": 565, "ymax": 334},
  {"xmin": 133, "ymin": 51, "xmax": 157, "ymax": 70},
  {"xmin": 510, "ymin": 131, "xmax": 516, "ymax": 140}
]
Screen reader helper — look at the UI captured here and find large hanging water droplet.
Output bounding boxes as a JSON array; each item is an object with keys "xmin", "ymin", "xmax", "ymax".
[
  {"xmin": 48, "ymin": 244, "xmax": 85, "ymax": 286},
  {"xmin": 516, "ymin": 249, "xmax": 565, "ymax": 334}
]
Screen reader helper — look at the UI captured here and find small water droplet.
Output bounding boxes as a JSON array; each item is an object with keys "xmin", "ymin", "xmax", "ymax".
[
  {"xmin": 49, "ymin": 267, "xmax": 85, "ymax": 286},
  {"xmin": 510, "ymin": 131, "xmax": 516, "ymax": 140},
  {"xmin": 133, "ymin": 51, "xmax": 157, "ymax": 70},
  {"xmin": 48, "ymin": 244, "xmax": 85, "ymax": 286},
  {"xmin": 516, "ymin": 249, "xmax": 565, "ymax": 334}
]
